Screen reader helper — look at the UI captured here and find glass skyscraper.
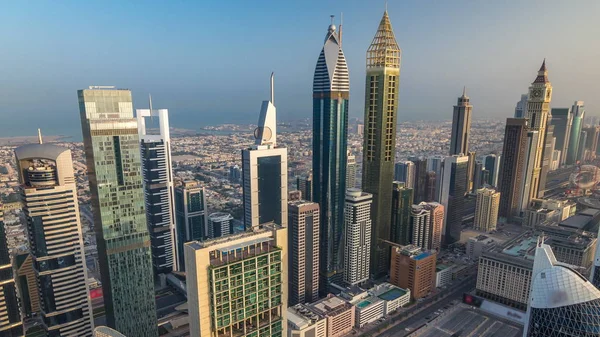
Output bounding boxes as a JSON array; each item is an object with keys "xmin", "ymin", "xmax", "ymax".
[
  {"xmin": 524, "ymin": 237, "xmax": 600, "ymax": 336},
  {"xmin": 566, "ymin": 101, "xmax": 585, "ymax": 165},
  {"xmin": 174, "ymin": 180, "xmax": 208, "ymax": 272},
  {"xmin": 78, "ymin": 87, "xmax": 158, "ymax": 337},
  {"xmin": 312, "ymin": 18, "xmax": 350, "ymax": 292},
  {"xmin": 440, "ymin": 155, "xmax": 468, "ymax": 244}
]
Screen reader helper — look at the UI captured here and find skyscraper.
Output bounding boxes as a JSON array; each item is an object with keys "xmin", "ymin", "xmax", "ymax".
[
  {"xmin": 523, "ymin": 237, "xmax": 600, "ymax": 336},
  {"xmin": 498, "ymin": 118, "xmax": 529, "ymax": 219},
  {"xmin": 394, "ymin": 161, "xmax": 414, "ymax": 188},
  {"xmin": 525, "ymin": 60, "xmax": 552, "ymax": 199},
  {"xmin": 346, "ymin": 152, "xmax": 356, "ymax": 189},
  {"xmin": 591, "ymin": 225, "xmax": 600, "ymax": 288},
  {"xmin": 550, "ymin": 107, "xmax": 572, "ymax": 166},
  {"xmin": 343, "ymin": 189, "xmax": 372, "ymax": 286},
  {"xmin": 474, "ymin": 187, "xmax": 500, "ymax": 232},
  {"xmin": 312, "ymin": 17, "xmax": 350, "ymax": 291},
  {"xmin": 242, "ymin": 73, "xmax": 288, "ymax": 230},
  {"xmin": 440, "ymin": 155, "xmax": 468, "ymax": 244},
  {"xmin": 0, "ymin": 208, "xmax": 22, "ymax": 337},
  {"xmin": 288, "ymin": 201, "xmax": 320, "ymax": 305},
  {"xmin": 466, "ymin": 151, "xmax": 476, "ymax": 193},
  {"xmin": 207, "ymin": 212, "xmax": 234, "ymax": 239},
  {"xmin": 514, "ymin": 94, "xmax": 528, "ymax": 118},
  {"xmin": 174, "ymin": 180, "xmax": 208, "ymax": 271},
  {"xmin": 449, "ymin": 87, "xmax": 472, "ymax": 156},
  {"xmin": 362, "ymin": 10, "xmax": 401, "ymax": 278},
  {"xmin": 297, "ymin": 173, "xmax": 313, "ymax": 202},
  {"xmin": 390, "ymin": 182, "xmax": 413, "ymax": 245},
  {"xmin": 410, "ymin": 157, "xmax": 428, "ymax": 204},
  {"xmin": 137, "ymin": 102, "xmax": 176, "ymax": 275},
  {"xmin": 483, "ymin": 154, "xmax": 501, "ymax": 187},
  {"xmin": 15, "ymin": 143, "xmax": 93, "ymax": 336},
  {"xmin": 519, "ymin": 130, "xmax": 540, "ymax": 212},
  {"xmin": 582, "ymin": 126, "xmax": 600, "ymax": 161},
  {"xmin": 410, "ymin": 202, "xmax": 444, "ymax": 251},
  {"xmin": 424, "ymin": 171, "xmax": 437, "ymax": 202},
  {"xmin": 566, "ymin": 101, "xmax": 585, "ymax": 165},
  {"xmin": 184, "ymin": 225, "xmax": 288, "ymax": 337},
  {"xmin": 78, "ymin": 86, "xmax": 158, "ymax": 337}
]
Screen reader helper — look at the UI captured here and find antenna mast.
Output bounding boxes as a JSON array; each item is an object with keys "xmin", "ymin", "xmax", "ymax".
[
  {"xmin": 270, "ymin": 72, "xmax": 274, "ymax": 104},
  {"xmin": 37, "ymin": 128, "xmax": 43, "ymax": 144}
]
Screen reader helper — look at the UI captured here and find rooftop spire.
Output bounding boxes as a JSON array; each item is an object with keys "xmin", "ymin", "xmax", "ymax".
[
  {"xmin": 462, "ymin": 86, "xmax": 467, "ymax": 97},
  {"xmin": 366, "ymin": 9, "xmax": 401, "ymax": 68},
  {"xmin": 539, "ymin": 58, "xmax": 546, "ymax": 72},
  {"xmin": 533, "ymin": 58, "xmax": 549, "ymax": 84},
  {"xmin": 37, "ymin": 128, "xmax": 43, "ymax": 144}
]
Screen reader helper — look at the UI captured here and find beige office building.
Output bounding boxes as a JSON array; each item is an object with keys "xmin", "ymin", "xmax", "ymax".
[
  {"xmin": 474, "ymin": 187, "xmax": 500, "ymax": 232},
  {"xmin": 185, "ymin": 224, "xmax": 287, "ymax": 337},
  {"xmin": 286, "ymin": 304, "xmax": 327, "ymax": 337},
  {"xmin": 309, "ymin": 294, "xmax": 355, "ymax": 337}
]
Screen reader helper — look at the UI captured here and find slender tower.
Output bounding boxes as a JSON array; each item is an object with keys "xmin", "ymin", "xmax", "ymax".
[
  {"xmin": 362, "ymin": 9, "xmax": 401, "ymax": 278},
  {"xmin": 137, "ymin": 99, "xmax": 176, "ymax": 275},
  {"xmin": 78, "ymin": 87, "xmax": 158, "ymax": 337},
  {"xmin": 312, "ymin": 16, "xmax": 350, "ymax": 292},
  {"xmin": 449, "ymin": 87, "xmax": 472, "ymax": 156},
  {"xmin": 525, "ymin": 60, "xmax": 552, "ymax": 199},
  {"xmin": 242, "ymin": 73, "xmax": 288, "ymax": 230},
  {"xmin": 0, "ymin": 208, "xmax": 22, "ymax": 337}
]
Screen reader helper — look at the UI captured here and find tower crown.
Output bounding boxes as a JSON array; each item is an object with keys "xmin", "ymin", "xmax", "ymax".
[
  {"xmin": 533, "ymin": 59, "xmax": 549, "ymax": 84},
  {"xmin": 367, "ymin": 10, "xmax": 401, "ymax": 68},
  {"xmin": 313, "ymin": 18, "xmax": 350, "ymax": 93}
]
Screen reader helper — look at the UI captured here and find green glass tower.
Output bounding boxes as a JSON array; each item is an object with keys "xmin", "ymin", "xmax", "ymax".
[
  {"xmin": 390, "ymin": 182, "xmax": 413, "ymax": 245},
  {"xmin": 78, "ymin": 87, "xmax": 158, "ymax": 337},
  {"xmin": 361, "ymin": 10, "xmax": 401, "ymax": 278}
]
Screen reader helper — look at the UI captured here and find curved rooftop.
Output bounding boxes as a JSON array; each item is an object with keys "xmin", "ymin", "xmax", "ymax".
[
  {"xmin": 14, "ymin": 143, "xmax": 69, "ymax": 161},
  {"xmin": 313, "ymin": 20, "xmax": 349, "ymax": 93}
]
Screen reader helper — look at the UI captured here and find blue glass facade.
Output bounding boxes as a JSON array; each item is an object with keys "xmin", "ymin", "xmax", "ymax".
[{"xmin": 313, "ymin": 95, "xmax": 348, "ymax": 291}]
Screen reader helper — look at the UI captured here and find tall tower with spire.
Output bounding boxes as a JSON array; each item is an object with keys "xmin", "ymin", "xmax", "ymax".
[
  {"xmin": 525, "ymin": 60, "xmax": 552, "ymax": 201},
  {"xmin": 312, "ymin": 16, "xmax": 350, "ymax": 292},
  {"xmin": 242, "ymin": 73, "xmax": 288, "ymax": 230},
  {"xmin": 450, "ymin": 87, "xmax": 472, "ymax": 156},
  {"xmin": 361, "ymin": 9, "xmax": 401, "ymax": 278}
]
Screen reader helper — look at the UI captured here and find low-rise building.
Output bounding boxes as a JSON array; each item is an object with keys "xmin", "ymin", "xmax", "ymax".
[
  {"xmin": 287, "ymin": 304, "xmax": 327, "ymax": 337},
  {"xmin": 523, "ymin": 198, "xmax": 576, "ymax": 227},
  {"xmin": 435, "ymin": 264, "xmax": 454, "ymax": 288},
  {"xmin": 351, "ymin": 296, "xmax": 385, "ymax": 328},
  {"xmin": 466, "ymin": 235, "xmax": 496, "ymax": 259},
  {"xmin": 370, "ymin": 283, "xmax": 410, "ymax": 314},
  {"xmin": 310, "ymin": 294, "xmax": 355, "ymax": 337}
]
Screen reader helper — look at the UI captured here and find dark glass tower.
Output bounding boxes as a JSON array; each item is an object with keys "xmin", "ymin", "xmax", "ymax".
[
  {"xmin": 362, "ymin": 10, "xmax": 401, "ymax": 278},
  {"xmin": 0, "ymin": 208, "xmax": 22, "ymax": 337},
  {"xmin": 440, "ymin": 155, "xmax": 468, "ymax": 244},
  {"xmin": 390, "ymin": 182, "xmax": 413, "ymax": 245},
  {"xmin": 550, "ymin": 108, "xmax": 572, "ymax": 166},
  {"xmin": 174, "ymin": 180, "xmax": 208, "ymax": 272},
  {"xmin": 449, "ymin": 88, "xmax": 472, "ymax": 156},
  {"xmin": 79, "ymin": 87, "xmax": 158, "ymax": 337},
  {"xmin": 498, "ymin": 118, "xmax": 529, "ymax": 219},
  {"xmin": 312, "ymin": 18, "xmax": 350, "ymax": 292}
]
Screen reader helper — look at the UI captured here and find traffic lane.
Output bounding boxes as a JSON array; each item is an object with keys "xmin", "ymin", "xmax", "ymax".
[{"xmin": 377, "ymin": 279, "xmax": 476, "ymax": 337}]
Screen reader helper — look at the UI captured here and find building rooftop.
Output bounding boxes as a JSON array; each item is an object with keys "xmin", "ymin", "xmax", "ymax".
[
  {"xmin": 377, "ymin": 287, "xmax": 408, "ymax": 302},
  {"xmin": 559, "ymin": 215, "xmax": 590, "ymax": 230},
  {"xmin": 287, "ymin": 304, "xmax": 323, "ymax": 330},
  {"xmin": 310, "ymin": 295, "xmax": 353, "ymax": 317},
  {"xmin": 436, "ymin": 264, "xmax": 452, "ymax": 272},
  {"xmin": 355, "ymin": 296, "xmax": 382, "ymax": 309}
]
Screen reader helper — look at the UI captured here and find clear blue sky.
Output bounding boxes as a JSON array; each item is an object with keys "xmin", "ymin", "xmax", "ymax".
[{"xmin": 1, "ymin": 0, "xmax": 599, "ymax": 138}]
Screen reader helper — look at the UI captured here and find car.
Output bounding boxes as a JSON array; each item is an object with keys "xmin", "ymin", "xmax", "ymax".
[{"xmin": 405, "ymin": 328, "xmax": 412, "ymax": 332}]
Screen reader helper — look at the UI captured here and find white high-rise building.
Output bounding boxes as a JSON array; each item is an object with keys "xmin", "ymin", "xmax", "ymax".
[
  {"xmin": 137, "ymin": 100, "xmax": 176, "ymax": 275},
  {"xmin": 15, "ymin": 143, "xmax": 94, "ymax": 337},
  {"xmin": 242, "ymin": 73, "xmax": 288, "ymax": 230},
  {"xmin": 474, "ymin": 187, "xmax": 500, "ymax": 232},
  {"xmin": 346, "ymin": 153, "xmax": 357, "ymax": 189},
  {"xmin": 343, "ymin": 189, "xmax": 372, "ymax": 286}
]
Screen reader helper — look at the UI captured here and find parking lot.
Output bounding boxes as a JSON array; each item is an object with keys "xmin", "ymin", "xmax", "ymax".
[{"xmin": 415, "ymin": 305, "xmax": 522, "ymax": 337}]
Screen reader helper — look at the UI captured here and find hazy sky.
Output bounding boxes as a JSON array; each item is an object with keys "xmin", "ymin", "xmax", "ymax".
[{"xmin": 1, "ymin": 0, "xmax": 599, "ymax": 138}]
